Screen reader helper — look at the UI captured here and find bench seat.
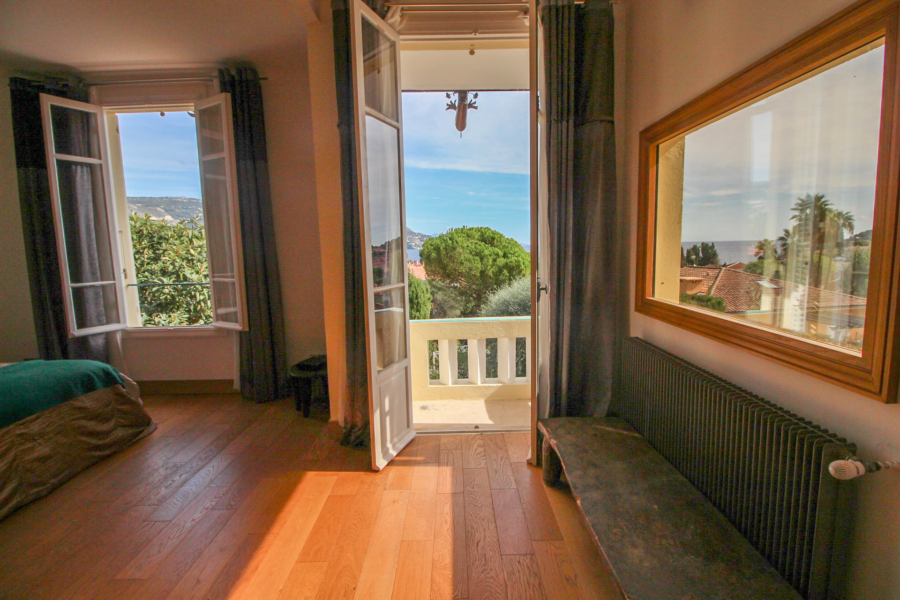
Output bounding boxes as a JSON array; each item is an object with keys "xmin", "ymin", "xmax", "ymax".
[{"xmin": 539, "ymin": 416, "xmax": 801, "ymax": 600}]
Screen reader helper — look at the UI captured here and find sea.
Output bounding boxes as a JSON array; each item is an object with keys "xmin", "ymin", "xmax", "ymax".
[
  {"xmin": 682, "ymin": 240, "xmax": 758, "ymax": 265},
  {"xmin": 407, "ymin": 243, "xmax": 531, "ymax": 263}
]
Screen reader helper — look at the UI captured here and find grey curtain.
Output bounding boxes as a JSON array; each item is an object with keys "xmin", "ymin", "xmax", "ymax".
[
  {"xmin": 219, "ymin": 68, "xmax": 289, "ymax": 403},
  {"xmin": 543, "ymin": 0, "xmax": 618, "ymax": 417},
  {"xmin": 9, "ymin": 77, "xmax": 108, "ymax": 363},
  {"xmin": 332, "ymin": 0, "xmax": 371, "ymax": 446}
]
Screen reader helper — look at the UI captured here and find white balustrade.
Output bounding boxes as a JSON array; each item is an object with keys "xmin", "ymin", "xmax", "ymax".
[{"xmin": 409, "ymin": 317, "xmax": 531, "ymax": 402}]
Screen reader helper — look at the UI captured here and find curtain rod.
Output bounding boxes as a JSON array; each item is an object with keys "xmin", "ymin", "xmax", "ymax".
[{"xmin": 85, "ymin": 76, "xmax": 268, "ymax": 86}]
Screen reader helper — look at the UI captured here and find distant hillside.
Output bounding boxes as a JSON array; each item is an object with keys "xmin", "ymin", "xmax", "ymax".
[
  {"xmin": 127, "ymin": 197, "xmax": 203, "ymax": 224},
  {"xmin": 406, "ymin": 227, "xmax": 432, "ymax": 249}
]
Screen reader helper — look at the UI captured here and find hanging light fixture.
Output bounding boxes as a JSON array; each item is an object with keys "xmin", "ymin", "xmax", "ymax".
[{"xmin": 445, "ymin": 91, "xmax": 478, "ymax": 137}]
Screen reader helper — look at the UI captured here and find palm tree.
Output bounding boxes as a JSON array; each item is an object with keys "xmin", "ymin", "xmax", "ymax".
[
  {"xmin": 788, "ymin": 194, "xmax": 855, "ymax": 289},
  {"xmin": 777, "ymin": 228, "xmax": 795, "ymax": 261},
  {"xmin": 754, "ymin": 239, "xmax": 777, "ymax": 261}
]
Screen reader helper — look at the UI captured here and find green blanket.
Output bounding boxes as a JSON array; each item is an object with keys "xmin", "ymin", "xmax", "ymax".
[{"xmin": 0, "ymin": 360, "xmax": 124, "ymax": 429}]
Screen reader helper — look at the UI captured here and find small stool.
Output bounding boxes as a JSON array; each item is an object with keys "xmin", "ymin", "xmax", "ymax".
[{"xmin": 289, "ymin": 355, "xmax": 329, "ymax": 417}]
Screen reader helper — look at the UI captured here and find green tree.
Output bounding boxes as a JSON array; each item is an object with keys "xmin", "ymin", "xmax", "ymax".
[
  {"xmin": 420, "ymin": 227, "xmax": 530, "ymax": 317},
  {"xmin": 682, "ymin": 242, "xmax": 720, "ymax": 267},
  {"xmin": 777, "ymin": 228, "xmax": 795, "ymax": 260},
  {"xmin": 408, "ymin": 275, "xmax": 432, "ymax": 320},
  {"xmin": 788, "ymin": 194, "xmax": 855, "ymax": 289},
  {"xmin": 129, "ymin": 213, "xmax": 212, "ymax": 326},
  {"xmin": 743, "ymin": 259, "xmax": 783, "ymax": 280},
  {"xmin": 754, "ymin": 239, "xmax": 777, "ymax": 261},
  {"xmin": 481, "ymin": 277, "xmax": 531, "ymax": 317},
  {"xmin": 680, "ymin": 293, "xmax": 725, "ymax": 312}
]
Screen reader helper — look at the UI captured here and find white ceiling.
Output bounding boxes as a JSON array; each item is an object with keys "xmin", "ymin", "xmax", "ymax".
[{"xmin": 0, "ymin": 0, "xmax": 315, "ymax": 73}]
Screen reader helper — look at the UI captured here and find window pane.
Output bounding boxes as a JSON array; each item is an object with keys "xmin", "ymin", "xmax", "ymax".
[
  {"xmin": 653, "ymin": 41, "xmax": 883, "ymax": 354},
  {"xmin": 365, "ymin": 115, "xmax": 404, "ymax": 286},
  {"xmin": 362, "ymin": 17, "xmax": 398, "ymax": 121},
  {"xmin": 57, "ymin": 160, "xmax": 117, "ymax": 285},
  {"xmin": 201, "ymin": 157, "xmax": 235, "ymax": 278},
  {"xmin": 72, "ymin": 284, "xmax": 120, "ymax": 330},
  {"xmin": 374, "ymin": 287, "xmax": 407, "ymax": 370},
  {"xmin": 197, "ymin": 103, "xmax": 225, "ymax": 156},
  {"xmin": 51, "ymin": 105, "xmax": 100, "ymax": 159},
  {"xmin": 212, "ymin": 280, "xmax": 239, "ymax": 324}
]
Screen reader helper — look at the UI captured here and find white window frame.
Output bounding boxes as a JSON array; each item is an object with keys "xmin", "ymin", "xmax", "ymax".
[
  {"xmin": 41, "ymin": 94, "xmax": 129, "ymax": 337},
  {"xmin": 42, "ymin": 90, "xmax": 248, "ymax": 335},
  {"xmin": 194, "ymin": 93, "xmax": 248, "ymax": 331}
]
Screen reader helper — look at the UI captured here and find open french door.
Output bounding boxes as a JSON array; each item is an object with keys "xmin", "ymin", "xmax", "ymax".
[{"xmin": 349, "ymin": 0, "xmax": 416, "ymax": 469}]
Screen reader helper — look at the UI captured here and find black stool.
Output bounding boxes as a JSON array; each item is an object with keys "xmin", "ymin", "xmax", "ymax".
[{"xmin": 289, "ymin": 355, "xmax": 329, "ymax": 417}]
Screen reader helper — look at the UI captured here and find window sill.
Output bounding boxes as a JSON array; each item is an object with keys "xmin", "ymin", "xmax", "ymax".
[{"xmin": 122, "ymin": 326, "xmax": 229, "ymax": 338}]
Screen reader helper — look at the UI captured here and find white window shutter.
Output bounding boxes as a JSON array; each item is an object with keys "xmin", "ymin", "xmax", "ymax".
[
  {"xmin": 194, "ymin": 93, "xmax": 248, "ymax": 331},
  {"xmin": 40, "ymin": 93, "xmax": 128, "ymax": 337}
]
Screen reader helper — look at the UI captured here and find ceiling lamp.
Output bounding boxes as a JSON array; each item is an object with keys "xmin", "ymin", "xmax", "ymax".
[{"xmin": 446, "ymin": 91, "xmax": 478, "ymax": 137}]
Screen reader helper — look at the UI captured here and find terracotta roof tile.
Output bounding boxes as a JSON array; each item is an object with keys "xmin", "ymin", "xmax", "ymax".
[{"xmin": 680, "ymin": 266, "xmax": 867, "ymax": 314}]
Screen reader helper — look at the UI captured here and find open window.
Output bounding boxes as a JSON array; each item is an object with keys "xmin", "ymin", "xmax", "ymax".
[{"xmin": 40, "ymin": 92, "xmax": 247, "ymax": 336}]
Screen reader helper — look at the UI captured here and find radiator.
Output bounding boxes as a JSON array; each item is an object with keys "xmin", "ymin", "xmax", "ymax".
[{"xmin": 619, "ymin": 337, "xmax": 854, "ymax": 600}]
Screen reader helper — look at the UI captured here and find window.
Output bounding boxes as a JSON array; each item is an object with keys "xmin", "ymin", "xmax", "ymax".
[
  {"xmin": 635, "ymin": 0, "xmax": 900, "ymax": 401},
  {"xmin": 40, "ymin": 92, "xmax": 247, "ymax": 335}
]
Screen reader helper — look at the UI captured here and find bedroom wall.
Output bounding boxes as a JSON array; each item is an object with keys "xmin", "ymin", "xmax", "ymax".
[
  {"xmin": 0, "ymin": 61, "xmax": 40, "ymax": 363},
  {"xmin": 620, "ymin": 1, "xmax": 900, "ymax": 598}
]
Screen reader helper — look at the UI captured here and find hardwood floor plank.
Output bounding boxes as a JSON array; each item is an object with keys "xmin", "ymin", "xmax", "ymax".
[
  {"xmin": 148, "ymin": 451, "xmax": 239, "ymax": 521},
  {"xmin": 482, "ymin": 434, "xmax": 516, "ymax": 489},
  {"xmin": 315, "ymin": 475, "xmax": 388, "ymax": 600},
  {"xmin": 504, "ymin": 433, "xmax": 531, "ymax": 463},
  {"xmin": 417, "ymin": 434, "xmax": 442, "ymax": 463},
  {"xmin": 437, "ymin": 449, "xmax": 464, "ymax": 494},
  {"xmin": 492, "ymin": 488, "xmax": 534, "ymax": 555},
  {"xmin": 391, "ymin": 540, "xmax": 434, "ymax": 600},
  {"xmin": 431, "ymin": 493, "xmax": 468, "ymax": 600},
  {"xmin": 532, "ymin": 541, "xmax": 584, "ymax": 600},
  {"xmin": 385, "ymin": 464, "xmax": 414, "ymax": 490},
  {"xmin": 162, "ymin": 477, "xmax": 294, "ymax": 600},
  {"xmin": 440, "ymin": 435, "xmax": 463, "ymax": 450},
  {"xmin": 278, "ymin": 561, "xmax": 329, "ymax": 600},
  {"xmin": 115, "ymin": 509, "xmax": 234, "ymax": 600},
  {"xmin": 463, "ymin": 468, "xmax": 507, "ymax": 600},
  {"xmin": 331, "ymin": 472, "xmax": 364, "ymax": 496},
  {"xmin": 502, "ymin": 555, "xmax": 548, "ymax": 600},
  {"xmin": 298, "ymin": 494, "xmax": 354, "ymax": 562},
  {"xmin": 402, "ymin": 464, "xmax": 438, "ymax": 541},
  {"xmin": 24, "ymin": 505, "xmax": 166, "ymax": 600},
  {"xmin": 201, "ymin": 532, "xmax": 266, "ymax": 600},
  {"xmin": 240, "ymin": 474, "xmax": 337, "ymax": 598},
  {"xmin": 462, "ymin": 434, "xmax": 487, "ymax": 469},
  {"xmin": 352, "ymin": 489, "xmax": 410, "ymax": 600},
  {"xmin": 510, "ymin": 464, "xmax": 563, "ymax": 542}
]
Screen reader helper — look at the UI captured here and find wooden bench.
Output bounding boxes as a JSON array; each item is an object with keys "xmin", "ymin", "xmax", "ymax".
[{"xmin": 539, "ymin": 417, "xmax": 802, "ymax": 600}]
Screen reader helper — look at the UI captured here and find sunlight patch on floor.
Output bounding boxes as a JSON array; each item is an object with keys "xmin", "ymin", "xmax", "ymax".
[{"xmin": 412, "ymin": 399, "xmax": 530, "ymax": 432}]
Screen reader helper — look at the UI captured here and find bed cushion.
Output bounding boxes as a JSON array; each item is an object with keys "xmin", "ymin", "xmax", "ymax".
[{"xmin": 0, "ymin": 360, "xmax": 124, "ymax": 429}]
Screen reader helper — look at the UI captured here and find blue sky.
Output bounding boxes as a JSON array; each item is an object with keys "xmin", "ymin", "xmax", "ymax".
[
  {"xmin": 402, "ymin": 91, "xmax": 530, "ymax": 243},
  {"xmin": 680, "ymin": 44, "xmax": 883, "ymax": 243},
  {"xmin": 118, "ymin": 111, "xmax": 202, "ymax": 198},
  {"xmin": 115, "ymin": 92, "xmax": 531, "ymax": 244}
]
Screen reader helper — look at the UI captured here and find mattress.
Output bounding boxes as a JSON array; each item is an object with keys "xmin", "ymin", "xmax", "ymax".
[{"xmin": 0, "ymin": 361, "xmax": 156, "ymax": 521}]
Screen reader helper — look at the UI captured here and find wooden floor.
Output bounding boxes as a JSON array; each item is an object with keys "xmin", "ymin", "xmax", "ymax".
[{"xmin": 0, "ymin": 394, "xmax": 621, "ymax": 600}]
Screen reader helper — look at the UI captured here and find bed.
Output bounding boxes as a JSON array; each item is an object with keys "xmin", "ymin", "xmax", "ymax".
[{"xmin": 0, "ymin": 360, "xmax": 156, "ymax": 520}]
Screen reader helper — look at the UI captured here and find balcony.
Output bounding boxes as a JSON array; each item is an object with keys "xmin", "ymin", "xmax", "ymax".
[{"xmin": 410, "ymin": 316, "xmax": 531, "ymax": 432}]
